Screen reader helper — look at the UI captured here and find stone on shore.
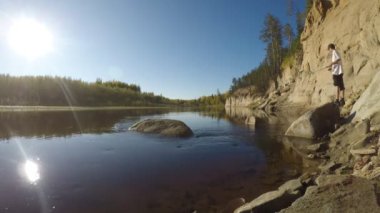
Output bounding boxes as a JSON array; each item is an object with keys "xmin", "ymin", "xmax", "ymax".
[
  {"xmin": 128, "ymin": 119, "xmax": 193, "ymax": 137},
  {"xmin": 350, "ymin": 148, "xmax": 376, "ymax": 155},
  {"xmin": 234, "ymin": 178, "xmax": 303, "ymax": 213},
  {"xmin": 280, "ymin": 175, "xmax": 380, "ymax": 213},
  {"xmin": 285, "ymin": 103, "xmax": 340, "ymax": 139}
]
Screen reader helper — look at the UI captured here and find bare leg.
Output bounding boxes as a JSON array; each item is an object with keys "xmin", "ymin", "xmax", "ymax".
[
  {"xmin": 342, "ymin": 89, "xmax": 345, "ymax": 100},
  {"xmin": 336, "ymin": 87, "xmax": 340, "ymax": 100}
]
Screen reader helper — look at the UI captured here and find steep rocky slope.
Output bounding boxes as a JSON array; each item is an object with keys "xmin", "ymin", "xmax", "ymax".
[
  {"xmin": 227, "ymin": 0, "xmax": 380, "ymax": 109},
  {"xmin": 288, "ymin": 0, "xmax": 380, "ymax": 106},
  {"xmin": 229, "ymin": 0, "xmax": 380, "ymax": 212}
]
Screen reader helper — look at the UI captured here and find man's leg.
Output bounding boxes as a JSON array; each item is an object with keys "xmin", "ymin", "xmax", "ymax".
[
  {"xmin": 336, "ymin": 87, "xmax": 340, "ymax": 100},
  {"xmin": 339, "ymin": 89, "xmax": 345, "ymax": 106}
]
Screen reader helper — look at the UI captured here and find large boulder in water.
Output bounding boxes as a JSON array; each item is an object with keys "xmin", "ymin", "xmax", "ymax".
[
  {"xmin": 285, "ymin": 103, "xmax": 340, "ymax": 139},
  {"xmin": 128, "ymin": 119, "xmax": 193, "ymax": 138}
]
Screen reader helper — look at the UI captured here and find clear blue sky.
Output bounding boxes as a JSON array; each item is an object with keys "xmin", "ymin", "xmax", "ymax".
[{"xmin": 0, "ymin": 0, "xmax": 305, "ymax": 99}]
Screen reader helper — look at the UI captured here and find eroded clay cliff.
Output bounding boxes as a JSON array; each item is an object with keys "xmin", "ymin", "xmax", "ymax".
[
  {"xmin": 227, "ymin": 0, "xmax": 380, "ymax": 109},
  {"xmin": 288, "ymin": 0, "xmax": 380, "ymax": 106}
]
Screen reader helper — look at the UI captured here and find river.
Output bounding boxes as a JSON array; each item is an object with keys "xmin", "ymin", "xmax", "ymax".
[{"xmin": 0, "ymin": 108, "xmax": 303, "ymax": 213}]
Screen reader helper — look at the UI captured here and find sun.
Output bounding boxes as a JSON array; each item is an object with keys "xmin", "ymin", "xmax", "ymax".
[{"xmin": 8, "ymin": 17, "xmax": 54, "ymax": 60}]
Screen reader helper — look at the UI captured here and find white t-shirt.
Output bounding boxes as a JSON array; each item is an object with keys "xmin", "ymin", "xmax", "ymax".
[{"xmin": 331, "ymin": 50, "xmax": 343, "ymax": 75}]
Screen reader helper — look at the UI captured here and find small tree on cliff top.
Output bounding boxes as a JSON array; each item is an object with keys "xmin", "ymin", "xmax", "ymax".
[{"xmin": 260, "ymin": 14, "xmax": 283, "ymax": 82}]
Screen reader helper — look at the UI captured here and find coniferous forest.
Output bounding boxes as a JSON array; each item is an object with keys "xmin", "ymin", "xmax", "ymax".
[{"xmin": 0, "ymin": 75, "xmax": 227, "ymax": 107}]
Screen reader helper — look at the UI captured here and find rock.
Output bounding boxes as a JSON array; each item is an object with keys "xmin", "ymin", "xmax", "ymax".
[
  {"xmin": 233, "ymin": 190, "xmax": 285, "ymax": 213},
  {"xmin": 331, "ymin": 120, "xmax": 370, "ymax": 146},
  {"xmin": 281, "ymin": 86, "xmax": 291, "ymax": 93},
  {"xmin": 281, "ymin": 175, "xmax": 380, "ymax": 213},
  {"xmin": 285, "ymin": 103, "xmax": 340, "ymax": 139},
  {"xmin": 222, "ymin": 198, "xmax": 245, "ymax": 213},
  {"xmin": 335, "ymin": 165, "xmax": 352, "ymax": 175},
  {"xmin": 318, "ymin": 161, "xmax": 341, "ymax": 173},
  {"xmin": 361, "ymin": 162, "xmax": 373, "ymax": 173},
  {"xmin": 370, "ymin": 156, "xmax": 379, "ymax": 167},
  {"xmin": 351, "ymin": 135, "xmax": 372, "ymax": 150},
  {"xmin": 306, "ymin": 142, "xmax": 326, "ymax": 152},
  {"xmin": 315, "ymin": 174, "xmax": 351, "ymax": 187},
  {"xmin": 234, "ymin": 178, "xmax": 303, "ymax": 213},
  {"xmin": 371, "ymin": 125, "xmax": 380, "ymax": 132},
  {"xmin": 330, "ymin": 126, "xmax": 346, "ymax": 138},
  {"xmin": 245, "ymin": 116, "xmax": 256, "ymax": 126},
  {"xmin": 367, "ymin": 167, "xmax": 380, "ymax": 179},
  {"xmin": 350, "ymin": 148, "xmax": 376, "ymax": 155},
  {"xmin": 354, "ymin": 160, "xmax": 367, "ymax": 171},
  {"xmin": 128, "ymin": 119, "xmax": 193, "ymax": 137},
  {"xmin": 300, "ymin": 172, "xmax": 317, "ymax": 185},
  {"xmin": 363, "ymin": 155, "xmax": 371, "ymax": 164},
  {"xmin": 278, "ymin": 179, "xmax": 303, "ymax": 194},
  {"xmin": 352, "ymin": 72, "xmax": 380, "ymax": 127}
]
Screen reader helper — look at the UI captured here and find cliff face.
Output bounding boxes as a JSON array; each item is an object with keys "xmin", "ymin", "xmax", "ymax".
[
  {"xmin": 227, "ymin": 0, "xmax": 380, "ymax": 109},
  {"xmin": 225, "ymin": 86, "xmax": 264, "ymax": 108},
  {"xmin": 287, "ymin": 0, "xmax": 380, "ymax": 106},
  {"xmin": 232, "ymin": 2, "xmax": 380, "ymax": 212}
]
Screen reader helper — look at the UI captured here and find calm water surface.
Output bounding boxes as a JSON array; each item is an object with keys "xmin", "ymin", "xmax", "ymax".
[{"xmin": 0, "ymin": 109, "xmax": 302, "ymax": 213}]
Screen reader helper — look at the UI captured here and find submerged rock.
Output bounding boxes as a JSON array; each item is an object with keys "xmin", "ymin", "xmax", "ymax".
[
  {"xmin": 128, "ymin": 119, "xmax": 193, "ymax": 138},
  {"xmin": 285, "ymin": 103, "xmax": 340, "ymax": 139}
]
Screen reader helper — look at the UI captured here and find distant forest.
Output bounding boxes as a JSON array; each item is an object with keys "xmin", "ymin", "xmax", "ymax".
[
  {"xmin": 0, "ymin": 75, "xmax": 174, "ymax": 106},
  {"xmin": 0, "ymin": 75, "xmax": 226, "ymax": 107},
  {"xmin": 229, "ymin": 0, "xmax": 312, "ymax": 93}
]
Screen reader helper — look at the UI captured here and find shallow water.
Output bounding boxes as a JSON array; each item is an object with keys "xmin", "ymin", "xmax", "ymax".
[{"xmin": 0, "ymin": 109, "xmax": 303, "ymax": 213}]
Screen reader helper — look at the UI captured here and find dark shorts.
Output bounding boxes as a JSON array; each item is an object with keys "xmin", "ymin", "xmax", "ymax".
[{"xmin": 333, "ymin": 74, "xmax": 345, "ymax": 90}]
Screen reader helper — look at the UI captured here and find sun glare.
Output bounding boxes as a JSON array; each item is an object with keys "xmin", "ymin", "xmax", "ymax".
[
  {"xmin": 24, "ymin": 160, "xmax": 40, "ymax": 184},
  {"xmin": 8, "ymin": 17, "xmax": 54, "ymax": 60}
]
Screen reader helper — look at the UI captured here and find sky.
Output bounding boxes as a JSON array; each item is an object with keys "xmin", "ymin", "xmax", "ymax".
[{"xmin": 0, "ymin": 0, "xmax": 305, "ymax": 99}]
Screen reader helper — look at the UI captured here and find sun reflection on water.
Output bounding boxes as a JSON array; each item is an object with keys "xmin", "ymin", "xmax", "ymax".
[{"xmin": 24, "ymin": 160, "xmax": 40, "ymax": 184}]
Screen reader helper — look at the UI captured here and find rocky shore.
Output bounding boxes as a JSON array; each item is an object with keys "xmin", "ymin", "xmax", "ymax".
[
  {"xmin": 225, "ymin": 0, "xmax": 380, "ymax": 212},
  {"xmin": 229, "ymin": 73, "xmax": 380, "ymax": 212}
]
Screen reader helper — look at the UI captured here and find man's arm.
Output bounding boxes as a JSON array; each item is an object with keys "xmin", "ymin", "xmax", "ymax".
[{"xmin": 328, "ymin": 58, "xmax": 341, "ymax": 67}]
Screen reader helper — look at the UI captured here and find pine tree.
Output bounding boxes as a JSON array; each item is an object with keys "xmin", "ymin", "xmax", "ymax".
[
  {"xmin": 260, "ymin": 14, "xmax": 283, "ymax": 82},
  {"xmin": 283, "ymin": 23, "xmax": 295, "ymax": 48}
]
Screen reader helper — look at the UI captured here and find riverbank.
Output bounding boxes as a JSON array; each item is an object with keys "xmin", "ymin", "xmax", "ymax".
[
  {"xmin": 225, "ymin": 0, "xmax": 380, "ymax": 211},
  {"xmin": 229, "ymin": 75, "xmax": 380, "ymax": 212},
  {"xmin": 0, "ymin": 105, "xmax": 171, "ymax": 112}
]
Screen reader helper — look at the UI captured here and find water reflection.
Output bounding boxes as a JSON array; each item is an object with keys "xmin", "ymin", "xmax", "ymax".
[
  {"xmin": 0, "ymin": 108, "xmax": 172, "ymax": 140},
  {"xmin": 24, "ymin": 160, "xmax": 40, "ymax": 184}
]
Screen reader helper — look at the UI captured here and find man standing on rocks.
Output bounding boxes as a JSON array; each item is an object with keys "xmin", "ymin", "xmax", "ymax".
[{"xmin": 326, "ymin": 43, "xmax": 345, "ymax": 106}]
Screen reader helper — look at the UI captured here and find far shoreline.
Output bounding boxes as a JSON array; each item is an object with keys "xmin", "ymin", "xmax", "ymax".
[{"xmin": 0, "ymin": 105, "xmax": 172, "ymax": 112}]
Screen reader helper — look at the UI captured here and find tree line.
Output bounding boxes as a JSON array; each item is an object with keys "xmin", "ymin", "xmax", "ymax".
[
  {"xmin": 0, "ymin": 75, "xmax": 172, "ymax": 106},
  {"xmin": 0, "ymin": 74, "xmax": 228, "ymax": 107},
  {"xmin": 229, "ymin": 0, "xmax": 312, "ymax": 94}
]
